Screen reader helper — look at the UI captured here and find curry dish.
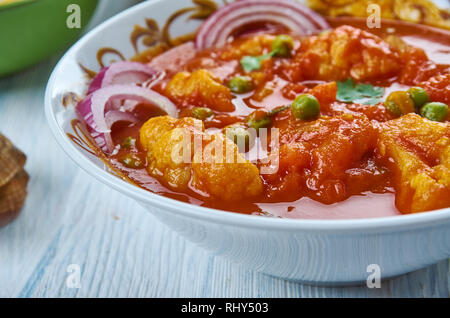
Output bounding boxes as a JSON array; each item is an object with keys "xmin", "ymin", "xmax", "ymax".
[{"xmin": 76, "ymin": 1, "xmax": 450, "ymax": 219}]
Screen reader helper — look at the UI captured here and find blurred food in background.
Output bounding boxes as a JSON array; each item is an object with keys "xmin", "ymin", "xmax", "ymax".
[{"xmin": 307, "ymin": 0, "xmax": 450, "ymax": 30}]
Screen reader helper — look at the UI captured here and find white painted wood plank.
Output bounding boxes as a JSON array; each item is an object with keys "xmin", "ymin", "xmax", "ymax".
[{"xmin": 0, "ymin": 47, "xmax": 448, "ymax": 299}]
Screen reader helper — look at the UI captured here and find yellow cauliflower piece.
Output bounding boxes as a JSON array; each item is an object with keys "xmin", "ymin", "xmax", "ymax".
[
  {"xmin": 150, "ymin": 127, "xmax": 192, "ymax": 189},
  {"xmin": 220, "ymin": 34, "xmax": 275, "ymax": 60},
  {"xmin": 165, "ymin": 69, "xmax": 235, "ymax": 112},
  {"xmin": 140, "ymin": 116, "xmax": 177, "ymax": 151},
  {"xmin": 139, "ymin": 116, "xmax": 262, "ymax": 200},
  {"xmin": 378, "ymin": 114, "xmax": 450, "ymax": 213},
  {"xmin": 192, "ymin": 133, "xmax": 263, "ymax": 201},
  {"xmin": 140, "ymin": 116, "xmax": 204, "ymax": 191},
  {"xmin": 298, "ymin": 25, "xmax": 401, "ymax": 81}
]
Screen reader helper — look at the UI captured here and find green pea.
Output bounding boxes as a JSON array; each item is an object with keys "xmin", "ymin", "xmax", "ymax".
[
  {"xmin": 384, "ymin": 99, "xmax": 402, "ymax": 116},
  {"xmin": 420, "ymin": 102, "xmax": 448, "ymax": 122},
  {"xmin": 120, "ymin": 153, "xmax": 144, "ymax": 169},
  {"xmin": 191, "ymin": 107, "xmax": 214, "ymax": 120},
  {"xmin": 228, "ymin": 76, "xmax": 253, "ymax": 94},
  {"xmin": 407, "ymin": 87, "xmax": 429, "ymax": 111},
  {"xmin": 291, "ymin": 94, "xmax": 320, "ymax": 120},
  {"xmin": 224, "ymin": 124, "xmax": 253, "ymax": 152},
  {"xmin": 384, "ymin": 91, "xmax": 415, "ymax": 116},
  {"xmin": 271, "ymin": 34, "xmax": 294, "ymax": 57},
  {"xmin": 121, "ymin": 136, "xmax": 136, "ymax": 149}
]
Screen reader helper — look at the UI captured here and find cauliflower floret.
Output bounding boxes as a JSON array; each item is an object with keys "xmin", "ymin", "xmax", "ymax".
[
  {"xmin": 378, "ymin": 114, "xmax": 450, "ymax": 213},
  {"xmin": 192, "ymin": 133, "xmax": 263, "ymax": 201},
  {"xmin": 150, "ymin": 128, "xmax": 192, "ymax": 189},
  {"xmin": 140, "ymin": 116, "xmax": 177, "ymax": 151},
  {"xmin": 298, "ymin": 25, "xmax": 401, "ymax": 81},
  {"xmin": 165, "ymin": 69, "xmax": 235, "ymax": 112},
  {"xmin": 220, "ymin": 34, "xmax": 275, "ymax": 60},
  {"xmin": 140, "ymin": 116, "xmax": 204, "ymax": 190},
  {"xmin": 139, "ymin": 116, "xmax": 262, "ymax": 200}
]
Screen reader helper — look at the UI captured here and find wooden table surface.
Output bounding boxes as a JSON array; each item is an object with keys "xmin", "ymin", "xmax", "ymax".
[{"xmin": 0, "ymin": 3, "xmax": 449, "ymax": 298}]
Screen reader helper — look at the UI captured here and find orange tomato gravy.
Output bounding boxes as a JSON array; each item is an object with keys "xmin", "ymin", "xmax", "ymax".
[{"xmin": 107, "ymin": 18, "xmax": 450, "ymax": 219}]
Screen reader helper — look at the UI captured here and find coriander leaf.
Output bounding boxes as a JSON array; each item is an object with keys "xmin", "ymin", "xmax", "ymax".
[
  {"xmin": 336, "ymin": 78, "xmax": 384, "ymax": 105},
  {"xmin": 241, "ymin": 56, "xmax": 264, "ymax": 72},
  {"xmin": 361, "ymin": 97, "xmax": 383, "ymax": 105},
  {"xmin": 355, "ymin": 83, "xmax": 384, "ymax": 97},
  {"xmin": 240, "ymin": 50, "xmax": 278, "ymax": 73},
  {"xmin": 336, "ymin": 78, "xmax": 357, "ymax": 102}
]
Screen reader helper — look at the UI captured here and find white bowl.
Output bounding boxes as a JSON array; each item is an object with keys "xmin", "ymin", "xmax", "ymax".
[{"xmin": 45, "ymin": 0, "xmax": 450, "ymax": 284}]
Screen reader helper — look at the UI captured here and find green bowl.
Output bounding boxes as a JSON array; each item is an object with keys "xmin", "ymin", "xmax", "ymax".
[{"xmin": 0, "ymin": 0, "xmax": 98, "ymax": 77}]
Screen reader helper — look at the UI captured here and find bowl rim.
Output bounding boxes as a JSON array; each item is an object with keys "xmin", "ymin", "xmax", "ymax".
[{"xmin": 45, "ymin": 0, "xmax": 450, "ymax": 233}]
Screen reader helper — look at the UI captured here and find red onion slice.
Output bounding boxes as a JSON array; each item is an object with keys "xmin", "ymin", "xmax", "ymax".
[
  {"xmin": 88, "ymin": 61, "xmax": 159, "ymax": 94},
  {"xmin": 89, "ymin": 111, "xmax": 138, "ymax": 152},
  {"xmin": 91, "ymin": 85, "xmax": 177, "ymax": 133},
  {"xmin": 76, "ymin": 84, "xmax": 177, "ymax": 153},
  {"xmin": 105, "ymin": 110, "xmax": 138, "ymax": 128},
  {"xmin": 195, "ymin": 0, "xmax": 330, "ymax": 49}
]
